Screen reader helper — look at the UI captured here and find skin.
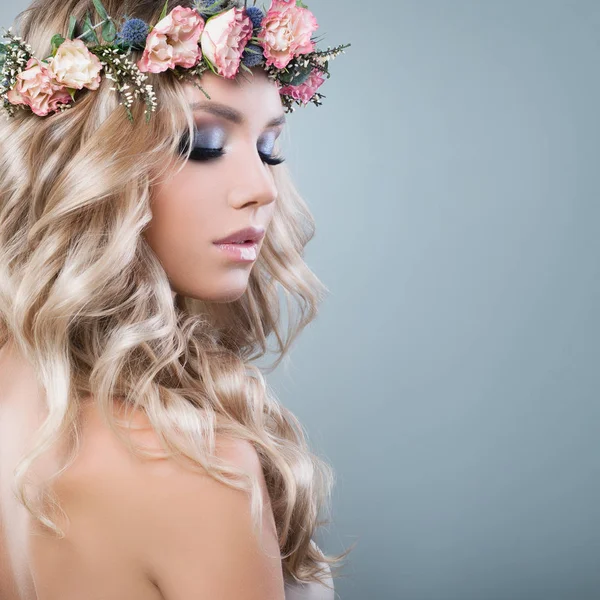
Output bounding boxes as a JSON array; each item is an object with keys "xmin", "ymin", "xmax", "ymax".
[{"xmin": 142, "ymin": 68, "xmax": 286, "ymax": 304}]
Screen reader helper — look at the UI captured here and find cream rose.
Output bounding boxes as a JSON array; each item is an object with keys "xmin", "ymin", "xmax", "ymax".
[{"xmin": 47, "ymin": 39, "xmax": 103, "ymax": 91}]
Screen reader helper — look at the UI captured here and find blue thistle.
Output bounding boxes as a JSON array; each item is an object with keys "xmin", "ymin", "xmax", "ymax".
[
  {"xmin": 246, "ymin": 6, "xmax": 264, "ymax": 31},
  {"xmin": 115, "ymin": 18, "xmax": 150, "ymax": 49},
  {"xmin": 195, "ymin": 0, "xmax": 228, "ymax": 17},
  {"xmin": 242, "ymin": 43, "xmax": 264, "ymax": 68}
]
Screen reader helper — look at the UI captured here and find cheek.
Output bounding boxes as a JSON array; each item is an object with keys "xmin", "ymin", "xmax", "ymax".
[{"xmin": 144, "ymin": 168, "xmax": 222, "ymax": 262}]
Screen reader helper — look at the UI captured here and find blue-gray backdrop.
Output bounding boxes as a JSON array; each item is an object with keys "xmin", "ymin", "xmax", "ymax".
[{"xmin": 3, "ymin": 1, "xmax": 599, "ymax": 599}]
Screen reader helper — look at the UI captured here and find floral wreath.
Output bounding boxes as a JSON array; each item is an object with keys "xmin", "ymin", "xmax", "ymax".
[{"xmin": 0, "ymin": 0, "xmax": 350, "ymax": 123}]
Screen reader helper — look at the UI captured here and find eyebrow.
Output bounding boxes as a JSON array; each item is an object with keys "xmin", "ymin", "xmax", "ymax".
[{"xmin": 189, "ymin": 101, "xmax": 287, "ymax": 128}]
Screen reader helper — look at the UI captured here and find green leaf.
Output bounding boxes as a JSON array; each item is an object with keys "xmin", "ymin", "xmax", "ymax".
[
  {"xmin": 67, "ymin": 88, "xmax": 77, "ymax": 101},
  {"xmin": 193, "ymin": 82, "xmax": 211, "ymax": 100},
  {"xmin": 102, "ymin": 19, "xmax": 117, "ymax": 42},
  {"xmin": 159, "ymin": 0, "xmax": 170, "ymax": 21},
  {"xmin": 92, "ymin": 0, "xmax": 110, "ymax": 21},
  {"xmin": 239, "ymin": 61, "xmax": 252, "ymax": 75},
  {"xmin": 296, "ymin": 0, "xmax": 309, "ymax": 7},
  {"xmin": 289, "ymin": 67, "xmax": 312, "ymax": 86},
  {"xmin": 92, "ymin": 0, "xmax": 117, "ymax": 42},
  {"xmin": 203, "ymin": 55, "xmax": 218, "ymax": 76},
  {"xmin": 81, "ymin": 11, "xmax": 99, "ymax": 44},
  {"xmin": 67, "ymin": 16, "xmax": 77, "ymax": 40},
  {"xmin": 50, "ymin": 34, "xmax": 65, "ymax": 56},
  {"xmin": 278, "ymin": 69, "xmax": 293, "ymax": 84}
]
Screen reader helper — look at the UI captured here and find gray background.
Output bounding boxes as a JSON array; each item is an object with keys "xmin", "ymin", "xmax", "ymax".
[
  {"xmin": 4, "ymin": 1, "xmax": 600, "ymax": 599},
  {"xmin": 279, "ymin": 1, "xmax": 600, "ymax": 599}
]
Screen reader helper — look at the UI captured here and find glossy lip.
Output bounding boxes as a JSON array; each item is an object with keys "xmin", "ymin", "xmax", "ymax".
[
  {"xmin": 213, "ymin": 242, "xmax": 259, "ymax": 263},
  {"xmin": 213, "ymin": 226, "xmax": 266, "ymax": 245}
]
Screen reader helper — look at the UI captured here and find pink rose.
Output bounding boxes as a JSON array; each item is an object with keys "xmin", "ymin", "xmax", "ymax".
[
  {"xmin": 6, "ymin": 57, "xmax": 72, "ymax": 117},
  {"xmin": 138, "ymin": 32, "xmax": 173, "ymax": 73},
  {"xmin": 279, "ymin": 68, "xmax": 325, "ymax": 104},
  {"xmin": 138, "ymin": 31, "xmax": 173, "ymax": 73},
  {"xmin": 260, "ymin": 0, "xmax": 318, "ymax": 70},
  {"xmin": 138, "ymin": 6, "xmax": 204, "ymax": 73},
  {"xmin": 200, "ymin": 7, "xmax": 253, "ymax": 79},
  {"xmin": 47, "ymin": 39, "xmax": 103, "ymax": 91}
]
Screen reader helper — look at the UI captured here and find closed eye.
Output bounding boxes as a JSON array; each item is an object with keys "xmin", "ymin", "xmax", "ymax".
[
  {"xmin": 184, "ymin": 146, "xmax": 286, "ymax": 166},
  {"xmin": 259, "ymin": 151, "xmax": 285, "ymax": 166}
]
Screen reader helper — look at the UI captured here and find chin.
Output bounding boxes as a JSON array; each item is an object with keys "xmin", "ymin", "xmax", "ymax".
[
  {"xmin": 172, "ymin": 270, "xmax": 252, "ymax": 303},
  {"xmin": 212, "ymin": 287, "xmax": 248, "ymax": 303},
  {"xmin": 191, "ymin": 280, "xmax": 249, "ymax": 303}
]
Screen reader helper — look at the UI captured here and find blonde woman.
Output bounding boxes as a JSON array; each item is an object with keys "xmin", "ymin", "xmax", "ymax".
[{"xmin": 0, "ymin": 0, "xmax": 352, "ymax": 598}]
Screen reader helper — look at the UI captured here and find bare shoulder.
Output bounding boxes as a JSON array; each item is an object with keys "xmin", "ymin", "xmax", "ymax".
[{"xmin": 56, "ymin": 401, "xmax": 285, "ymax": 600}]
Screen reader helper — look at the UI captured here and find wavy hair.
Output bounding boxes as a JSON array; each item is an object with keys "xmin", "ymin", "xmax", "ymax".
[{"xmin": 0, "ymin": 0, "xmax": 352, "ymax": 587}]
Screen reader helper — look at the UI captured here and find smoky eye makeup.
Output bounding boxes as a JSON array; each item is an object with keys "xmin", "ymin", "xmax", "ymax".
[
  {"xmin": 258, "ymin": 131, "xmax": 278, "ymax": 155},
  {"xmin": 178, "ymin": 124, "xmax": 286, "ymax": 165},
  {"xmin": 178, "ymin": 125, "xmax": 227, "ymax": 157},
  {"xmin": 257, "ymin": 130, "xmax": 286, "ymax": 166}
]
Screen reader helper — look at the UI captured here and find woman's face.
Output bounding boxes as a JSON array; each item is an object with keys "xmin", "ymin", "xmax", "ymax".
[{"xmin": 143, "ymin": 69, "xmax": 286, "ymax": 303}]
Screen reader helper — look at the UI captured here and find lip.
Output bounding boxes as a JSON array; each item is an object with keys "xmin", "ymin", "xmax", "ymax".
[
  {"xmin": 213, "ymin": 226, "xmax": 265, "ymax": 245},
  {"xmin": 213, "ymin": 241, "xmax": 259, "ymax": 263}
]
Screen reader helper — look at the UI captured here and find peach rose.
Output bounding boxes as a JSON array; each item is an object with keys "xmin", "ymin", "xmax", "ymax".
[
  {"xmin": 47, "ymin": 39, "xmax": 103, "ymax": 91},
  {"xmin": 260, "ymin": 0, "xmax": 318, "ymax": 70},
  {"xmin": 138, "ymin": 6, "xmax": 205, "ymax": 73},
  {"xmin": 6, "ymin": 57, "xmax": 72, "ymax": 117},
  {"xmin": 200, "ymin": 7, "xmax": 253, "ymax": 79}
]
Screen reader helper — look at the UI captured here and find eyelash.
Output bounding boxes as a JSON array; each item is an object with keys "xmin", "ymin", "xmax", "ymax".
[{"xmin": 187, "ymin": 147, "xmax": 286, "ymax": 166}]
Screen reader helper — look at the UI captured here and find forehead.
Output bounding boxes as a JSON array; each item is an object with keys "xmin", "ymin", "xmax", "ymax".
[{"xmin": 183, "ymin": 69, "xmax": 284, "ymax": 124}]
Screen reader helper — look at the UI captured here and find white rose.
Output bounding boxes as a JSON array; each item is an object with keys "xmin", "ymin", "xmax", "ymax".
[{"xmin": 48, "ymin": 39, "xmax": 103, "ymax": 91}]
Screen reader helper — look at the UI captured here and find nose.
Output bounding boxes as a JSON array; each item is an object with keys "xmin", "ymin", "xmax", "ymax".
[{"xmin": 227, "ymin": 149, "xmax": 278, "ymax": 210}]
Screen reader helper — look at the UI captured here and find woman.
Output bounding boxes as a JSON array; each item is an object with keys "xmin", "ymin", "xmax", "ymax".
[{"xmin": 0, "ymin": 0, "xmax": 351, "ymax": 598}]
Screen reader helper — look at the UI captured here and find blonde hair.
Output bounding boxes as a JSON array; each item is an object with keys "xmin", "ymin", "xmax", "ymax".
[{"xmin": 0, "ymin": 0, "xmax": 352, "ymax": 587}]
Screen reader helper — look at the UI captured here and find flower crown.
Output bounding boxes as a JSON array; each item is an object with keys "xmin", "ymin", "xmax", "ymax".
[{"xmin": 0, "ymin": 0, "xmax": 350, "ymax": 123}]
